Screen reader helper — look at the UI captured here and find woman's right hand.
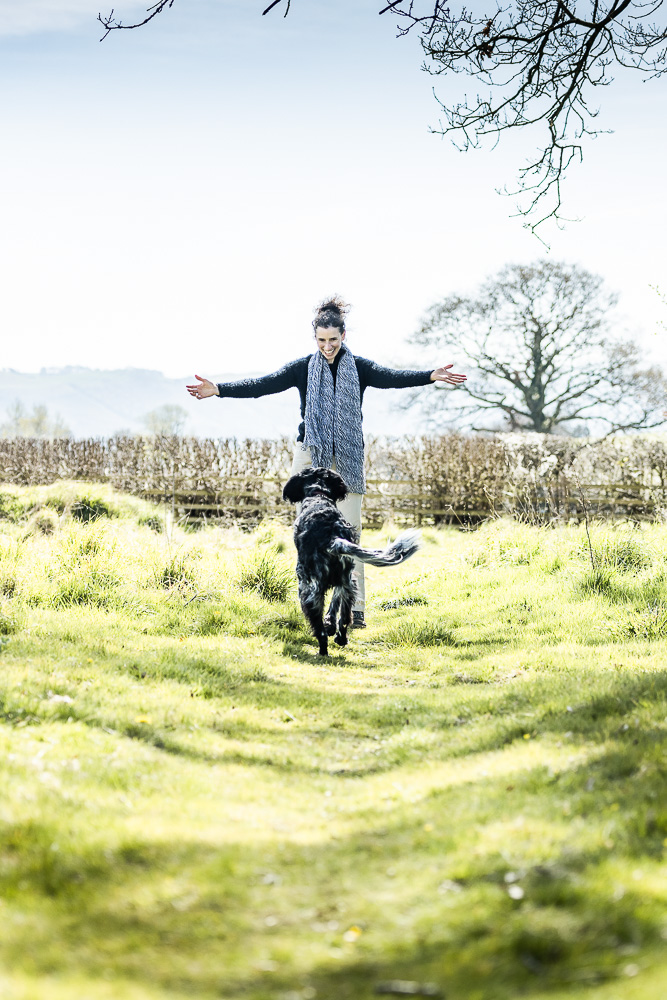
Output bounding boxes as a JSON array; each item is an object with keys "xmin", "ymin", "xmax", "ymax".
[{"xmin": 186, "ymin": 375, "xmax": 219, "ymax": 399}]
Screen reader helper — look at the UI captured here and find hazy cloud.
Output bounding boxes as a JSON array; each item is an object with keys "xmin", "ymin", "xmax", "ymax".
[{"xmin": 0, "ymin": 0, "xmax": 149, "ymax": 37}]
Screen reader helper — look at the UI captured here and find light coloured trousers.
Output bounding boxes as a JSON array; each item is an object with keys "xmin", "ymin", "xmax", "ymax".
[{"xmin": 289, "ymin": 444, "xmax": 365, "ymax": 611}]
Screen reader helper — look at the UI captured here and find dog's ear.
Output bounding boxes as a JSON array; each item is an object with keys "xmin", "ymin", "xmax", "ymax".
[
  {"xmin": 325, "ymin": 469, "xmax": 348, "ymax": 503},
  {"xmin": 283, "ymin": 473, "xmax": 305, "ymax": 504}
]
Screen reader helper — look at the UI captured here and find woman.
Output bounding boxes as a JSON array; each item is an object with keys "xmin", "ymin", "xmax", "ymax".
[{"xmin": 186, "ymin": 296, "xmax": 466, "ymax": 627}]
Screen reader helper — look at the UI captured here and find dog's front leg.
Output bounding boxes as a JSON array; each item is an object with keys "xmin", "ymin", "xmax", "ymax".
[
  {"xmin": 333, "ymin": 579, "xmax": 355, "ymax": 648},
  {"xmin": 316, "ymin": 629, "xmax": 329, "ymax": 656},
  {"xmin": 324, "ymin": 591, "xmax": 341, "ymax": 636}
]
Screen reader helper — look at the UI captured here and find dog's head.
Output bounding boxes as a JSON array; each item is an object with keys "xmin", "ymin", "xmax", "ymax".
[{"xmin": 283, "ymin": 467, "xmax": 349, "ymax": 505}]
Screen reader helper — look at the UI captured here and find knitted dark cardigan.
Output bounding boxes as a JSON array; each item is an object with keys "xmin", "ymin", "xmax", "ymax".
[{"xmin": 216, "ymin": 347, "xmax": 433, "ymax": 450}]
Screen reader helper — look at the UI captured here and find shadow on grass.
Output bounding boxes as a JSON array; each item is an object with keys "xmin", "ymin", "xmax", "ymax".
[
  {"xmin": 2, "ymin": 740, "xmax": 665, "ymax": 1000},
  {"xmin": 10, "ymin": 665, "xmax": 667, "ymax": 788}
]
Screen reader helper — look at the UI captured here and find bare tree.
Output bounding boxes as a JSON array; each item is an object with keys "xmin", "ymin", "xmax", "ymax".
[
  {"xmin": 142, "ymin": 403, "xmax": 188, "ymax": 436},
  {"xmin": 0, "ymin": 401, "xmax": 71, "ymax": 439},
  {"xmin": 405, "ymin": 260, "xmax": 667, "ymax": 435},
  {"xmin": 97, "ymin": 2, "xmax": 667, "ymax": 234}
]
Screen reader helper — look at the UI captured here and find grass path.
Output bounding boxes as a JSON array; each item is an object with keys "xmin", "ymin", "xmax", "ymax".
[{"xmin": 0, "ymin": 483, "xmax": 666, "ymax": 999}]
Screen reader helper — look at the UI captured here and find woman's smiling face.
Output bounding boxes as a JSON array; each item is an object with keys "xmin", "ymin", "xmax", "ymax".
[{"xmin": 315, "ymin": 326, "xmax": 345, "ymax": 364}]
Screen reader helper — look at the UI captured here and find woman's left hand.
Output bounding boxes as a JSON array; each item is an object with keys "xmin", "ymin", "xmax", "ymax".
[{"xmin": 431, "ymin": 364, "xmax": 467, "ymax": 386}]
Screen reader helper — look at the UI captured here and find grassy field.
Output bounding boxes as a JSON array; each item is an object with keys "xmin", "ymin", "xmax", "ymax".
[{"xmin": 0, "ymin": 482, "xmax": 666, "ymax": 1000}]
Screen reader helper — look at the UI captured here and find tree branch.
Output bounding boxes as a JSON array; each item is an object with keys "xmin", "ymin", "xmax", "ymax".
[
  {"xmin": 98, "ymin": 0, "xmax": 175, "ymax": 40},
  {"xmin": 386, "ymin": 1, "xmax": 667, "ymax": 232}
]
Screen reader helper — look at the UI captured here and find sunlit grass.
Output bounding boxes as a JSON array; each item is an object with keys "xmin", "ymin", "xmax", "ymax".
[{"xmin": 1, "ymin": 484, "xmax": 666, "ymax": 999}]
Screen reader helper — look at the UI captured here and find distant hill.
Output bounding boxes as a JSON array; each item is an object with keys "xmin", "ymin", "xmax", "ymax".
[{"xmin": 0, "ymin": 367, "xmax": 425, "ymax": 439}]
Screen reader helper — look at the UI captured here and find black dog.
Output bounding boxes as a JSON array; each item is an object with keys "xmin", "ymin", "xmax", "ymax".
[{"xmin": 283, "ymin": 467, "xmax": 420, "ymax": 656}]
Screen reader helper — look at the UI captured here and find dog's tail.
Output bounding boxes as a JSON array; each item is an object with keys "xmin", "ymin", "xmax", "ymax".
[{"xmin": 330, "ymin": 529, "xmax": 421, "ymax": 567}]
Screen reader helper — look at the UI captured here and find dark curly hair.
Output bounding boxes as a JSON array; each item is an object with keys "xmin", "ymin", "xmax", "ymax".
[{"xmin": 312, "ymin": 295, "xmax": 350, "ymax": 334}]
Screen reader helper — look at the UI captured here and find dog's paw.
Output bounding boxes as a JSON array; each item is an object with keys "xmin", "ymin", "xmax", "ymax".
[{"xmin": 334, "ymin": 633, "xmax": 348, "ymax": 647}]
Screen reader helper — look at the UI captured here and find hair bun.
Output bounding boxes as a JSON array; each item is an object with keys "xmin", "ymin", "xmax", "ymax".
[
  {"xmin": 314, "ymin": 295, "xmax": 350, "ymax": 317},
  {"xmin": 312, "ymin": 294, "xmax": 350, "ymax": 333}
]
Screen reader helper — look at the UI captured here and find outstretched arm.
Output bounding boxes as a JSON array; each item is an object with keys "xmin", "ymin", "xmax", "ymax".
[
  {"xmin": 186, "ymin": 375, "xmax": 219, "ymax": 399},
  {"xmin": 430, "ymin": 364, "xmax": 467, "ymax": 387},
  {"xmin": 186, "ymin": 358, "xmax": 305, "ymax": 401},
  {"xmin": 356, "ymin": 356, "xmax": 467, "ymax": 391}
]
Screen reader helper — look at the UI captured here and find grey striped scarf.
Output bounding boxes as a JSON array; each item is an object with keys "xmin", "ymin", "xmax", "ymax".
[{"xmin": 302, "ymin": 345, "xmax": 366, "ymax": 494}]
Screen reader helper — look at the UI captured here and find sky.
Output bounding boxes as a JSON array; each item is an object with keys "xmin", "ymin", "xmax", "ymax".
[{"xmin": 1, "ymin": 0, "xmax": 666, "ymax": 386}]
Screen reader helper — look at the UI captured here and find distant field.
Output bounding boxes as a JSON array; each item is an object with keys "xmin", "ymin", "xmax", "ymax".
[{"xmin": 1, "ymin": 483, "xmax": 666, "ymax": 1000}]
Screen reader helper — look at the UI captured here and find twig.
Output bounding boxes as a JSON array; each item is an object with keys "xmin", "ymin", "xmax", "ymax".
[
  {"xmin": 98, "ymin": 0, "xmax": 174, "ymax": 41},
  {"xmin": 183, "ymin": 592, "xmax": 205, "ymax": 606},
  {"xmin": 262, "ymin": 0, "xmax": 290, "ymax": 15},
  {"xmin": 576, "ymin": 476, "xmax": 596, "ymax": 572}
]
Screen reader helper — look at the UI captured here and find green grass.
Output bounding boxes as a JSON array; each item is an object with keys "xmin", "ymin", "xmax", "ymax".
[{"xmin": 0, "ymin": 488, "xmax": 666, "ymax": 1000}]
